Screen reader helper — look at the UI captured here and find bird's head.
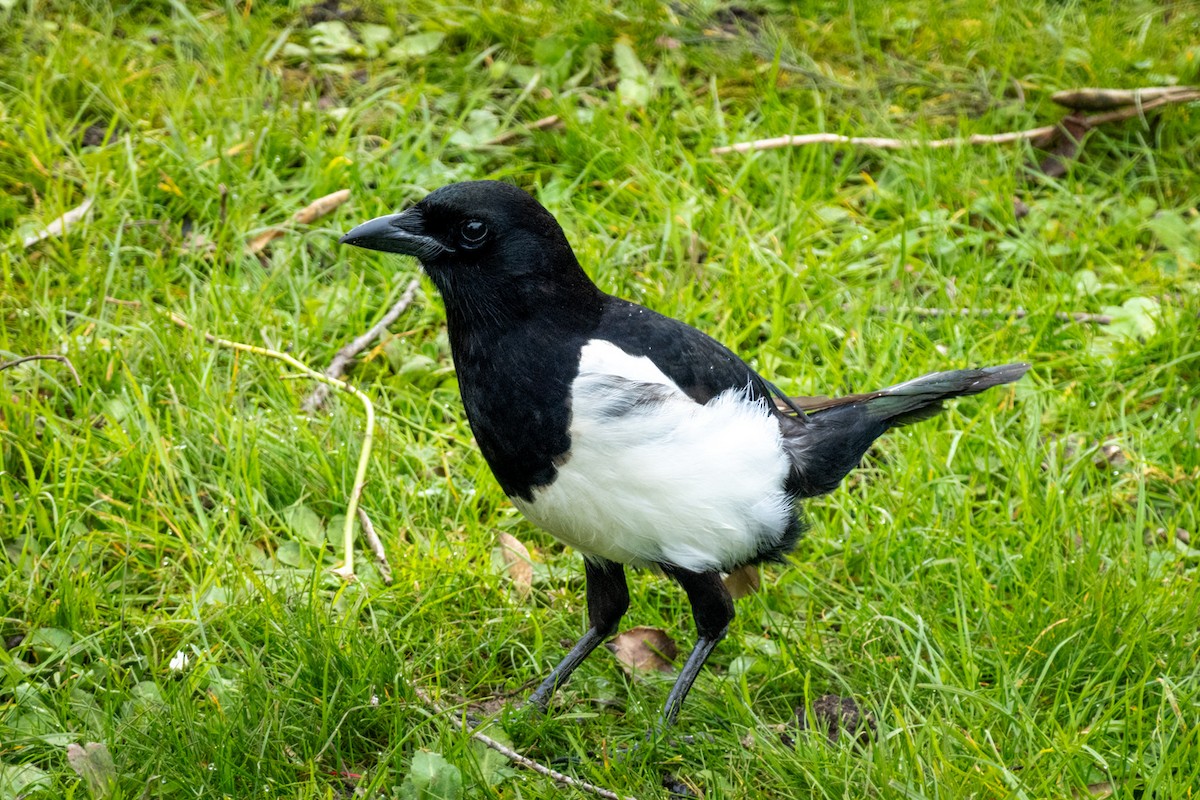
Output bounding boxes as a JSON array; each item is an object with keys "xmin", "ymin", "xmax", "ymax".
[{"xmin": 340, "ymin": 181, "xmax": 589, "ymax": 305}]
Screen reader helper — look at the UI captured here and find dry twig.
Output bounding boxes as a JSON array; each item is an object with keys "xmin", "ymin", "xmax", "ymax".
[
  {"xmin": 1051, "ymin": 85, "xmax": 1199, "ymax": 111},
  {"xmin": 411, "ymin": 687, "xmax": 636, "ymax": 800},
  {"xmin": 0, "ymin": 354, "xmax": 83, "ymax": 386},
  {"xmin": 862, "ymin": 304, "xmax": 1114, "ymax": 325},
  {"xmin": 247, "ymin": 189, "xmax": 352, "ymax": 254},
  {"xmin": 301, "ymin": 278, "xmax": 422, "ymax": 413},
  {"xmin": 713, "ymin": 87, "xmax": 1200, "ymax": 155},
  {"xmin": 356, "ymin": 507, "xmax": 393, "ymax": 585}
]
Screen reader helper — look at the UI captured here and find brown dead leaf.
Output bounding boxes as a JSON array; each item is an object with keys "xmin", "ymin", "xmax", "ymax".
[
  {"xmin": 496, "ymin": 533, "xmax": 532, "ymax": 598},
  {"xmin": 607, "ymin": 626, "xmax": 677, "ymax": 674},
  {"xmin": 247, "ymin": 189, "xmax": 351, "ymax": 254},
  {"xmin": 1072, "ymin": 781, "xmax": 1113, "ymax": 798},
  {"xmin": 723, "ymin": 564, "xmax": 760, "ymax": 599}
]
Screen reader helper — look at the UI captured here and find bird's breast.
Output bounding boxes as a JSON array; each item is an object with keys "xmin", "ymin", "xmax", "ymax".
[{"xmin": 512, "ymin": 340, "xmax": 799, "ymax": 571}]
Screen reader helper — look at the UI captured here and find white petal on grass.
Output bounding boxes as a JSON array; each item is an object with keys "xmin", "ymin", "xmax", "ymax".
[{"xmin": 168, "ymin": 650, "xmax": 190, "ymax": 671}]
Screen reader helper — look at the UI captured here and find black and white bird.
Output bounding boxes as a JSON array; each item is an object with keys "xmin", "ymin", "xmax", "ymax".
[{"xmin": 340, "ymin": 180, "xmax": 1028, "ymax": 725}]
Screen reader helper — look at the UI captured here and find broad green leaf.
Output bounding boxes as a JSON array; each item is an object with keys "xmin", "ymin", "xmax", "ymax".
[
  {"xmin": 0, "ymin": 762, "xmax": 51, "ymax": 795},
  {"xmin": 309, "ymin": 21, "xmax": 362, "ymax": 57},
  {"xmin": 470, "ymin": 732, "xmax": 519, "ymax": 787},
  {"xmin": 387, "ymin": 32, "xmax": 445, "ymax": 61},
  {"xmin": 613, "ymin": 38, "xmax": 652, "ymax": 106},
  {"xmin": 283, "ymin": 504, "xmax": 325, "ymax": 546},
  {"xmin": 398, "ymin": 750, "xmax": 462, "ymax": 800},
  {"xmin": 1144, "ymin": 210, "xmax": 1198, "ymax": 268},
  {"xmin": 359, "ymin": 24, "xmax": 393, "ymax": 58},
  {"xmin": 1101, "ymin": 296, "xmax": 1159, "ymax": 341},
  {"xmin": 29, "ymin": 627, "xmax": 73, "ymax": 657},
  {"xmin": 447, "ymin": 109, "xmax": 500, "ymax": 148}
]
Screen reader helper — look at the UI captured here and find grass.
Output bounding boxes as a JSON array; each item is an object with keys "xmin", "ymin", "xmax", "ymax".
[{"xmin": 2, "ymin": 0, "xmax": 1199, "ymax": 797}]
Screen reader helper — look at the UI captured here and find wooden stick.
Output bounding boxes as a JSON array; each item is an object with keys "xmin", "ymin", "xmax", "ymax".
[
  {"xmin": 862, "ymin": 305, "xmax": 1114, "ymax": 325},
  {"xmin": 301, "ymin": 278, "xmax": 421, "ymax": 413},
  {"xmin": 356, "ymin": 507, "xmax": 393, "ymax": 585},
  {"xmin": 1051, "ymin": 86, "xmax": 1200, "ymax": 111},
  {"xmin": 411, "ymin": 688, "xmax": 636, "ymax": 800},
  {"xmin": 711, "ymin": 126, "xmax": 1059, "ymax": 155},
  {"xmin": 712, "ymin": 88, "xmax": 1200, "ymax": 155}
]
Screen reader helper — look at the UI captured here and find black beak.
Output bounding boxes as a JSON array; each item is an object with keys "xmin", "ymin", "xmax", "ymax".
[{"xmin": 339, "ymin": 208, "xmax": 452, "ymax": 260}]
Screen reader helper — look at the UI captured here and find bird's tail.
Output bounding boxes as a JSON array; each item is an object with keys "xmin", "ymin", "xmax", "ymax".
[{"xmin": 779, "ymin": 363, "xmax": 1029, "ymax": 498}]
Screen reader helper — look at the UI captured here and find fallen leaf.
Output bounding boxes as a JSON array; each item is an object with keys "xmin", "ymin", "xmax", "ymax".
[
  {"xmin": 66, "ymin": 742, "xmax": 116, "ymax": 798},
  {"xmin": 22, "ymin": 197, "xmax": 94, "ymax": 248},
  {"xmin": 723, "ymin": 564, "xmax": 760, "ymax": 599},
  {"xmin": 247, "ymin": 189, "xmax": 351, "ymax": 254},
  {"xmin": 496, "ymin": 533, "xmax": 532, "ymax": 599},
  {"xmin": 293, "ymin": 188, "xmax": 351, "ymax": 224},
  {"xmin": 607, "ymin": 626, "xmax": 677, "ymax": 674}
]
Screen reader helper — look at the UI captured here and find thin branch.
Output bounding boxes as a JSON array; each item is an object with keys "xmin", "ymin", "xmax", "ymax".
[
  {"xmin": 1081, "ymin": 90, "xmax": 1200, "ymax": 125},
  {"xmin": 712, "ymin": 87, "xmax": 1200, "ymax": 155},
  {"xmin": 301, "ymin": 278, "xmax": 421, "ymax": 413},
  {"xmin": 862, "ymin": 305, "xmax": 1113, "ymax": 325},
  {"xmin": 411, "ymin": 688, "xmax": 636, "ymax": 800},
  {"xmin": 711, "ymin": 126, "xmax": 1058, "ymax": 154},
  {"xmin": 0, "ymin": 354, "xmax": 82, "ymax": 386},
  {"xmin": 105, "ymin": 297, "xmax": 373, "ymax": 581},
  {"xmin": 356, "ymin": 507, "xmax": 393, "ymax": 585},
  {"xmin": 1051, "ymin": 85, "xmax": 1199, "ymax": 111}
]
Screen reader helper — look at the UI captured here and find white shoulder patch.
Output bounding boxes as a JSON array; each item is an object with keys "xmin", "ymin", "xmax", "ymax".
[{"xmin": 512, "ymin": 339, "xmax": 794, "ymax": 572}]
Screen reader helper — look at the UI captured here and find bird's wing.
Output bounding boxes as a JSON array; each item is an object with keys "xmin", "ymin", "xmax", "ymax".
[{"xmin": 595, "ymin": 298, "xmax": 781, "ymax": 408}]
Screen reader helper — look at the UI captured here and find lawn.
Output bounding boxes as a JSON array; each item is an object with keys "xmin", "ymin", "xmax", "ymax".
[{"xmin": 2, "ymin": 1, "xmax": 1199, "ymax": 797}]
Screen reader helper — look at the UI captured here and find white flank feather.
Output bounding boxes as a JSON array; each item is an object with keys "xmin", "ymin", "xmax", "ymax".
[{"xmin": 512, "ymin": 340, "xmax": 793, "ymax": 571}]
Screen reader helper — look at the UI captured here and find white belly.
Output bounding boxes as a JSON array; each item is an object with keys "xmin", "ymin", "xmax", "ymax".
[{"xmin": 511, "ymin": 340, "xmax": 793, "ymax": 572}]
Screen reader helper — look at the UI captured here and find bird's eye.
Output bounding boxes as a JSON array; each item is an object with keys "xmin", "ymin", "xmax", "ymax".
[{"xmin": 459, "ymin": 219, "xmax": 488, "ymax": 248}]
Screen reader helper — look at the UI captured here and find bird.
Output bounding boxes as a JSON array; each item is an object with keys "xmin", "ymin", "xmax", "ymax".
[{"xmin": 340, "ymin": 180, "xmax": 1029, "ymax": 726}]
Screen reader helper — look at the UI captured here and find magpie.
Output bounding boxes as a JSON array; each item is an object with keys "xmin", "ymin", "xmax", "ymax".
[{"xmin": 340, "ymin": 180, "xmax": 1029, "ymax": 725}]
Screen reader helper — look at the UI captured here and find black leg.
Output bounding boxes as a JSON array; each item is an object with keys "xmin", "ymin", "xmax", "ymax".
[
  {"xmin": 527, "ymin": 558, "xmax": 629, "ymax": 710},
  {"xmin": 658, "ymin": 566, "xmax": 735, "ymax": 726}
]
